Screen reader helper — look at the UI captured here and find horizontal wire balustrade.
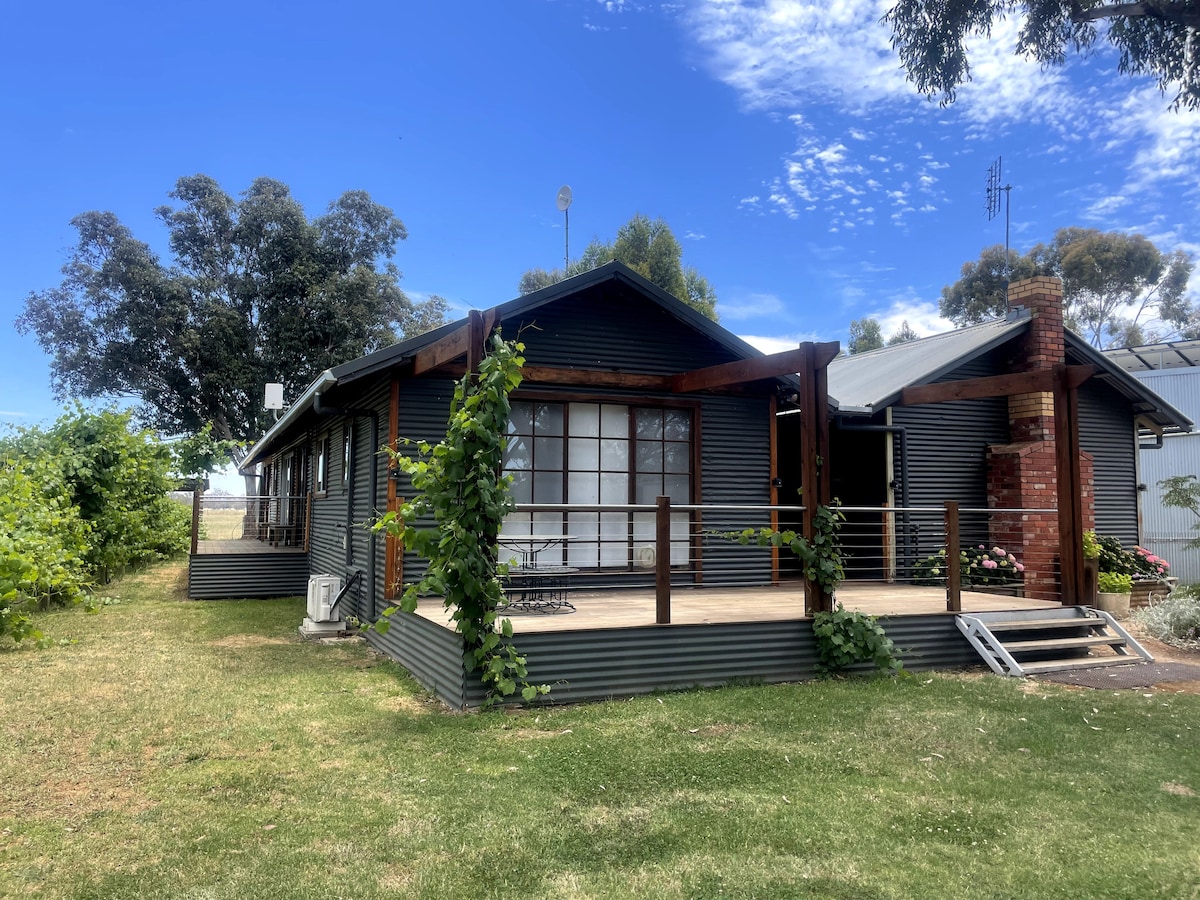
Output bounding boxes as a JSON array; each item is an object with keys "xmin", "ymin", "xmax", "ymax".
[
  {"xmin": 497, "ymin": 501, "xmax": 1064, "ymax": 620},
  {"xmin": 190, "ymin": 494, "xmax": 311, "ymax": 554}
]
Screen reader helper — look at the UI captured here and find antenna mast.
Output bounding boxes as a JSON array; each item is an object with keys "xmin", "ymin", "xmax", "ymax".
[
  {"xmin": 986, "ymin": 157, "xmax": 1013, "ymax": 285},
  {"xmin": 556, "ymin": 185, "xmax": 573, "ymax": 270}
]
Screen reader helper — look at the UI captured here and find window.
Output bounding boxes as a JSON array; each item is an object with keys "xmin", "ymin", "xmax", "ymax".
[
  {"xmin": 501, "ymin": 400, "xmax": 693, "ymax": 568},
  {"xmin": 316, "ymin": 436, "xmax": 329, "ymax": 493}
]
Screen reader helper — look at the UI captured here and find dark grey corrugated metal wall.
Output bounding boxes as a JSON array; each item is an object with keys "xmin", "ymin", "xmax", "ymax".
[
  {"xmin": 365, "ymin": 611, "xmax": 984, "ymax": 708},
  {"xmin": 188, "ymin": 553, "xmax": 310, "ymax": 599},
  {"xmin": 1078, "ymin": 378, "xmax": 1139, "ymax": 544},
  {"xmin": 890, "ymin": 350, "xmax": 1011, "ymax": 510}
]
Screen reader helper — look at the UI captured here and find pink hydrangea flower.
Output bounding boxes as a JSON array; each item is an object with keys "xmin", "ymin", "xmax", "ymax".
[
  {"xmin": 1015, "ymin": 562, "xmax": 1025, "ymax": 572},
  {"xmin": 982, "ymin": 559, "xmax": 998, "ymax": 569}
]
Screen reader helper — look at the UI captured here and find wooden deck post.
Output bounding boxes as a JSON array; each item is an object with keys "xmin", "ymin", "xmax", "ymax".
[
  {"xmin": 1054, "ymin": 364, "xmax": 1085, "ymax": 605},
  {"xmin": 656, "ymin": 495, "xmax": 671, "ymax": 624},
  {"xmin": 190, "ymin": 486, "xmax": 202, "ymax": 555},
  {"xmin": 944, "ymin": 500, "xmax": 961, "ymax": 612},
  {"xmin": 797, "ymin": 341, "xmax": 838, "ymax": 615}
]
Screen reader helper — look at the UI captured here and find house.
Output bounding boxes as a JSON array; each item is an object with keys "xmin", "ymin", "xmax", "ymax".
[
  {"xmin": 823, "ymin": 278, "xmax": 1190, "ymax": 597},
  {"xmin": 189, "ymin": 269, "xmax": 1189, "ymax": 705},
  {"xmin": 1104, "ymin": 339, "xmax": 1200, "ymax": 582}
]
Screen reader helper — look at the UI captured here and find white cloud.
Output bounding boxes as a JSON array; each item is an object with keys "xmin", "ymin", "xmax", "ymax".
[
  {"xmin": 740, "ymin": 333, "xmax": 822, "ymax": 354},
  {"xmin": 683, "ymin": 229, "xmax": 707, "ymax": 240},
  {"xmin": 720, "ymin": 290, "xmax": 786, "ymax": 320}
]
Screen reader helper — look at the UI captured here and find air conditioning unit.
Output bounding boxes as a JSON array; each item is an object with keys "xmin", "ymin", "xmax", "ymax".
[{"xmin": 306, "ymin": 575, "xmax": 342, "ymax": 623}]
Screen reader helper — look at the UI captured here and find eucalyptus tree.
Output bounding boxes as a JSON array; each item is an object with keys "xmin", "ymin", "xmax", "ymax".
[
  {"xmin": 884, "ymin": 0, "xmax": 1200, "ymax": 110},
  {"xmin": 939, "ymin": 228, "xmax": 1195, "ymax": 348},
  {"xmin": 518, "ymin": 213, "xmax": 719, "ymax": 321},
  {"xmin": 18, "ymin": 175, "xmax": 446, "ymax": 473}
]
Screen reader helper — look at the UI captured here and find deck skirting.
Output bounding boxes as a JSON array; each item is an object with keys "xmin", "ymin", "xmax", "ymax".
[
  {"xmin": 188, "ymin": 552, "xmax": 310, "ymax": 599},
  {"xmin": 367, "ymin": 610, "xmax": 985, "ymax": 708}
]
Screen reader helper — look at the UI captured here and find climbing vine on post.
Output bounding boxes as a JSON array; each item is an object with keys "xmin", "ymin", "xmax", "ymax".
[
  {"xmin": 371, "ymin": 332, "xmax": 549, "ymax": 706},
  {"xmin": 726, "ymin": 500, "xmax": 847, "ymax": 599}
]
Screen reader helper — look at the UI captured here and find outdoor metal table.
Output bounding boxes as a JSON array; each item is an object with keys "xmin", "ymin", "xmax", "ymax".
[{"xmin": 497, "ymin": 535, "xmax": 577, "ymax": 613}]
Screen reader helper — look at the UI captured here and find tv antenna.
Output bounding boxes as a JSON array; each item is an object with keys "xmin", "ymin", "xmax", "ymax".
[
  {"xmin": 556, "ymin": 185, "xmax": 573, "ymax": 270},
  {"xmin": 985, "ymin": 157, "xmax": 1012, "ymax": 283}
]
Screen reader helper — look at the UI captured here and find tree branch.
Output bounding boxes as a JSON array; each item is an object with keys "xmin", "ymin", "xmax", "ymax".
[{"xmin": 1071, "ymin": 1, "xmax": 1200, "ymax": 28}]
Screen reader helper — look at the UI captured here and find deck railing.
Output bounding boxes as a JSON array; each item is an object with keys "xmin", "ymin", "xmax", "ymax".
[
  {"xmin": 496, "ymin": 500, "xmax": 1062, "ymax": 621},
  {"xmin": 190, "ymin": 494, "xmax": 312, "ymax": 554}
]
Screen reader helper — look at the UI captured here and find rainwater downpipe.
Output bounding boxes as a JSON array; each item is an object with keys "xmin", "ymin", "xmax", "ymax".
[
  {"xmin": 834, "ymin": 421, "xmax": 913, "ymax": 569},
  {"xmin": 313, "ymin": 390, "xmax": 380, "ymax": 623}
]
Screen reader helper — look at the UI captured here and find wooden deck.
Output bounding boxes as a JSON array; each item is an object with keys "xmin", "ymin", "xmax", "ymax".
[
  {"xmin": 411, "ymin": 582, "xmax": 1059, "ymax": 634},
  {"xmin": 193, "ymin": 539, "xmax": 307, "ymax": 556}
]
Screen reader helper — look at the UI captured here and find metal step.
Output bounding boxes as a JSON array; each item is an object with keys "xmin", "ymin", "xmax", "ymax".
[
  {"xmin": 1001, "ymin": 635, "xmax": 1128, "ymax": 653},
  {"xmin": 956, "ymin": 607, "xmax": 1154, "ymax": 677},
  {"xmin": 1017, "ymin": 656, "xmax": 1146, "ymax": 674},
  {"xmin": 983, "ymin": 616, "xmax": 1108, "ymax": 632}
]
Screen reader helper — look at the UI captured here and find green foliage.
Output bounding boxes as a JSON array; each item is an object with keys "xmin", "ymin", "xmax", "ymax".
[
  {"xmin": 16, "ymin": 174, "xmax": 447, "ymax": 466},
  {"xmin": 913, "ymin": 544, "xmax": 1025, "ymax": 587},
  {"xmin": 372, "ymin": 334, "xmax": 549, "ymax": 705},
  {"xmin": 3, "ymin": 406, "xmax": 190, "ymax": 586},
  {"xmin": 1097, "ymin": 571, "xmax": 1133, "ymax": 594},
  {"xmin": 847, "ymin": 318, "xmax": 884, "ymax": 354},
  {"xmin": 517, "ymin": 213, "xmax": 719, "ymax": 321},
  {"xmin": 726, "ymin": 502, "xmax": 846, "ymax": 597},
  {"xmin": 1082, "ymin": 530, "xmax": 1101, "ymax": 560},
  {"xmin": 0, "ymin": 454, "xmax": 90, "ymax": 643},
  {"xmin": 170, "ymin": 423, "xmax": 245, "ymax": 480},
  {"xmin": 812, "ymin": 603, "xmax": 903, "ymax": 675},
  {"xmin": 939, "ymin": 229, "xmax": 1196, "ymax": 348},
  {"xmin": 1133, "ymin": 586, "xmax": 1200, "ymax": 649},
  {"xmin": 1158, "ymin": 474, "xmax": 1200, "ymax": 549},
  {"xmin": 884, "ymin": 0, "xmax": 1200, "ymax": 111}
]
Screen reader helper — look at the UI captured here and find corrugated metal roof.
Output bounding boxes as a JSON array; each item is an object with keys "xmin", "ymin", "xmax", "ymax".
[
  {"xmin": 1105, "ymin": 339, "xmax": 1200, "ymax": 372},
  {"xmin": 826, "ymin": 313, "xmax": 1192, "ymax": 434},
  {"xmin": 242, "ymin": 261, "xmax": 800, "ymax": 470},
  {"xmin": 827, "ymin": 315, "xmax": 1029, "ymax": 411}
]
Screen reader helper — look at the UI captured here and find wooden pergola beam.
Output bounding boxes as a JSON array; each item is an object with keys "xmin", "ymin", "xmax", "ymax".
[
  {"xmin": 669, "ymin": 343, "xmax": 839, "ymax": 394},
  {"xmin": 412, "ymin": 309, "xmax": 498, "ymax": 376},
  {"xmin": 898, "ymin": 365, "xmax": 1093, "ymax": 406},
  {"xmin": 519, "ymin": 366, "xmax": 672, "ymax": 391}
]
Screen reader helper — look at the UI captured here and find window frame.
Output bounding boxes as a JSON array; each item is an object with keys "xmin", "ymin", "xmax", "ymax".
[{"xmin": 502, "ymin": 391, "xmax": 702, "ymax": 570}]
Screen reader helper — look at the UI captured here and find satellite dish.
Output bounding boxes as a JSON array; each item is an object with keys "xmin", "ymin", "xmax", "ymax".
[{"xmin": 556, "ymin": 185, "xmax": 573, "ymax": 212}]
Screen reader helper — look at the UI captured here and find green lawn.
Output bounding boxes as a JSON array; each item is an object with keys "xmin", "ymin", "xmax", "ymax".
[{"xmin": 2, "ymin": 562, "xmax": 1198, "ymax": 899}]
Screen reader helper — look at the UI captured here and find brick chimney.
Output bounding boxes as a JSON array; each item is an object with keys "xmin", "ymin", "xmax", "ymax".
[{"xmin": 986, "ymin": 277, "xmax": 1094, "ymax": 602}]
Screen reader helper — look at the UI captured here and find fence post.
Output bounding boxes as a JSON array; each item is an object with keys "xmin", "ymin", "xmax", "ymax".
[
  {"xmin": 190, "ymin": 487, "xmax": 202, "ymax": 555},
  {"xmin": 945, "ymin": 500, "xmax": 961, "ymax": 612},
  {"xmin": 656, "ymin": 495, "xmax": 671, "ymax": 625}
]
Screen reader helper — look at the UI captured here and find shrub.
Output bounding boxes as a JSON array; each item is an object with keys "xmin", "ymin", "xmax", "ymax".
[
  {"xmin": 1097, "ymin": 571, "xmax": 1132, "ymax": 594},
  {"xmin": 812, "ymin": 604, "xmax": 902, "ymax": 675},
  {"xmin": 1133, "ymin": 587, "xmax": 1200, "ymax": 649},
  {"xmin": 1096, "ymin": 534, "xmax": 1170, "ymax": 579},
  {"xmin": 913, "ymin": 544, "xmax": 1024, "ymax": 587}
]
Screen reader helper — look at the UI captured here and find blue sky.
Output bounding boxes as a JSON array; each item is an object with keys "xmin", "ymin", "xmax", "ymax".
[{"xmin": 3, "ymin": 0, "xmax": 1198, "ymax": 432}]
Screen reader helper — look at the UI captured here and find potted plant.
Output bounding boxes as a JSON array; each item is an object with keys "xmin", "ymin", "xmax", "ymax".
[
  {"xmin": 1082, "ymin": 530, "xmax": 1101, "ymax": 606},
  {"xmin": 1096, "ymin": 534, "xmax": 1172, "ymax": 610},
  {"xmin": 1096, "ymin": 571, "xmax": 1132, "ymax": 618}
]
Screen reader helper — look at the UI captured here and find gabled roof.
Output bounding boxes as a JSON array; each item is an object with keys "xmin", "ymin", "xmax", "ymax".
[
  {"xmin": 243, "ymin": 261, "xmax": 798, "ymax": 469},
  {"xmin": 827, "ymin": 314, "xmax": 1029, "ymax": 412},
  {"xmin": 827, "ymin": 311, "xmax": 1191, "ymax": 434}
]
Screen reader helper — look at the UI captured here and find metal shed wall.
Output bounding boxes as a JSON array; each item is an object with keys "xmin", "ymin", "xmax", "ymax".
[{"xmin": 1133, "ymin": 369, "xmax": 1200, "ymax": 581}]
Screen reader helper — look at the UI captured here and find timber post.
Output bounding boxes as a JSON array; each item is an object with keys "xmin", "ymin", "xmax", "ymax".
[
  {"xmin": 655, "ymin": 495, "xmax": 672, "ymax": 624},
  {"xmin": 944, "ymin": 500, "xmax": 961, "ymax": 612},
  {"xmin": 797, "ymin": 340, "xmax": 839, "ymax": 615}
]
